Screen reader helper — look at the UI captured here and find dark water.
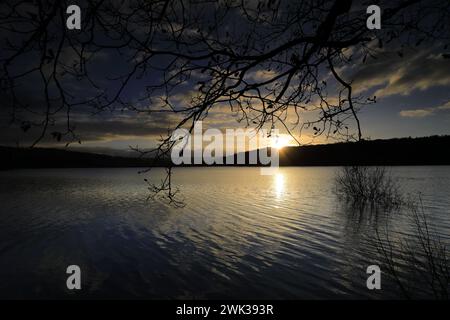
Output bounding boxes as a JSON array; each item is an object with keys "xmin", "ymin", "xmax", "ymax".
[{"xmin": 0, "ymin": 167, "xmax": 449, "ymax": 299}]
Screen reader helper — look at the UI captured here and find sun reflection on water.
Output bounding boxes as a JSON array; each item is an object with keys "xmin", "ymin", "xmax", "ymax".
[{"xmin": 274, "ymin": 173, "xmax": 285, "ymax": 199}]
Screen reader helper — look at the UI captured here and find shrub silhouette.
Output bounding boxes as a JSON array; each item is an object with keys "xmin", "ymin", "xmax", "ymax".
[{"xmin": 335, "ymin": 166, "xmax": 402, "ymax": 208}]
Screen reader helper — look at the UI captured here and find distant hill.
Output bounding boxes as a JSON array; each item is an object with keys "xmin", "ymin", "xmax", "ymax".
[
  {"xmin": 276, "ymin": 135, "xmax": 450, "ymax": 166},
  {"xmin": 0, "ymin": 146, "xmax": 164, "ymax": 169},
  {"xmin": 1, "ymin": 135, "xmax": 450, "ymax": 169}
]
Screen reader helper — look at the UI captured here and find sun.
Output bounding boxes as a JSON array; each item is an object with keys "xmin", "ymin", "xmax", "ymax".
[{"xmin": 271, "ymin": 135, "xmax": 291, "ymax": 150}]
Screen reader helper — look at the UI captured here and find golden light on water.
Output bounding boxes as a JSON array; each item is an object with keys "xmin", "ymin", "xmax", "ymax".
[{"xmin": 274, "ymin": 173, "xmax": 285, "ymax": 199}]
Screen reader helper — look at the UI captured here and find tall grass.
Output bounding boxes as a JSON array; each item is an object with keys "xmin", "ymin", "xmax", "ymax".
[
  {"xmin": 335, "ymin": 166, "xmax": 449, "ymax": 299},
  {"xmin": 376, "ymin": 199, "xmax": 450, "ymax": 299},
  {"xmin": 335, "ymin": 166, "xmax": 402, "ymax": 208}
]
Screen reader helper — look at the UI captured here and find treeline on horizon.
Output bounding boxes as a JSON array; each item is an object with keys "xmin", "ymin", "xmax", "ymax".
[
  {"xmin": 279, "ymin": 135, "xmax": 450, "ymax": 166},
  {"xmin": 1, "ymin": 135, "xmax": 450, "ymax": 169}
]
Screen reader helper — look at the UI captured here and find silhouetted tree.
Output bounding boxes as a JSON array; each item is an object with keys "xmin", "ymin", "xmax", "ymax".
[{"xmin": 1, "ymin": 0, "xmax": 449, "ymax": 202}]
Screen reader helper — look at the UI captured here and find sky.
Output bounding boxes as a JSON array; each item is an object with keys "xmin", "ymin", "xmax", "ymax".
[
  {"xmin": 344, "ymin": 47, "xmax": 450, "ymax": 140},
  {"xmin": 1, "ymin": 0, "xmax": 449, "ymax": 156}
]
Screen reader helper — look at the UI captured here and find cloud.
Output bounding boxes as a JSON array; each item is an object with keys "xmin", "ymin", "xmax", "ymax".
[
  {"xmin": 247, "ymin": 69, "xmax": 279, "ymax": 82},
  {"xmin": 399, "ymin": 109, "xmax": 434, "ymax": 118},
  {"xmin": 72, "ymin": 120, "xmax": 171, "ymax": 140},
  {"xmin": 399, "ymin": 101, "xmax": 450, "ymax": 118},
  {"xmin": 351, "ymin": 48, "xmax": 450, "ymax": 98},
  {"xmin": 0, "ymin": 111, "xmax": 178, "ymax": 146},
  {"xmin": 437, "ymin": 101, "xmax": 450, "ymax": 111}
]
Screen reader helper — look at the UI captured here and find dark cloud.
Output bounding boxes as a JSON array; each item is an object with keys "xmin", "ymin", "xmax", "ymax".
[
  {"xmin": 349, "ymin": 46, "xmax": 450, "ymax": 97},
  {"xmin": 399, "ymin": 100, "xmax": 450, "ymax": 118},
  {"xmin": 0, "ymin": 112, "xmax": 176, "ymax": 146}
]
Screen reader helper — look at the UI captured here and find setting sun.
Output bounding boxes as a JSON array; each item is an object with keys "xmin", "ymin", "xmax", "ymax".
[{"xmin": 271, "ymin": 135, "xmax": 292, "ymax": 150}]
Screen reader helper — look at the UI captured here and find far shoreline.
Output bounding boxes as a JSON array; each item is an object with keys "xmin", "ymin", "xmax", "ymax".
[{"xmin": 2, "ymin": 135, "xmax": 450, "ymax": 169}]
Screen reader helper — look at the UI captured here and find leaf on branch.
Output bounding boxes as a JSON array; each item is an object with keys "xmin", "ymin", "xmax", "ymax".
[
  {"xmin": 51, "ymin": 132, "xmax": 62, "ymax": 142},
  {"xmin": 20, "ymin": 121, "xmax": 31, "ymax": 132}
]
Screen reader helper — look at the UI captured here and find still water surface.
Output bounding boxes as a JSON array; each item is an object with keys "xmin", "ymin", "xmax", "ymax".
[{"xmin": 0, "ymin": 167, "xmax": 449, "ymax": 299}]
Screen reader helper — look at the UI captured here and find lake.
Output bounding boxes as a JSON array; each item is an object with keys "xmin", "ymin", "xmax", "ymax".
[{"xmin": 0, "ymin": 167, "xmax": 449, "ymax": 299}]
